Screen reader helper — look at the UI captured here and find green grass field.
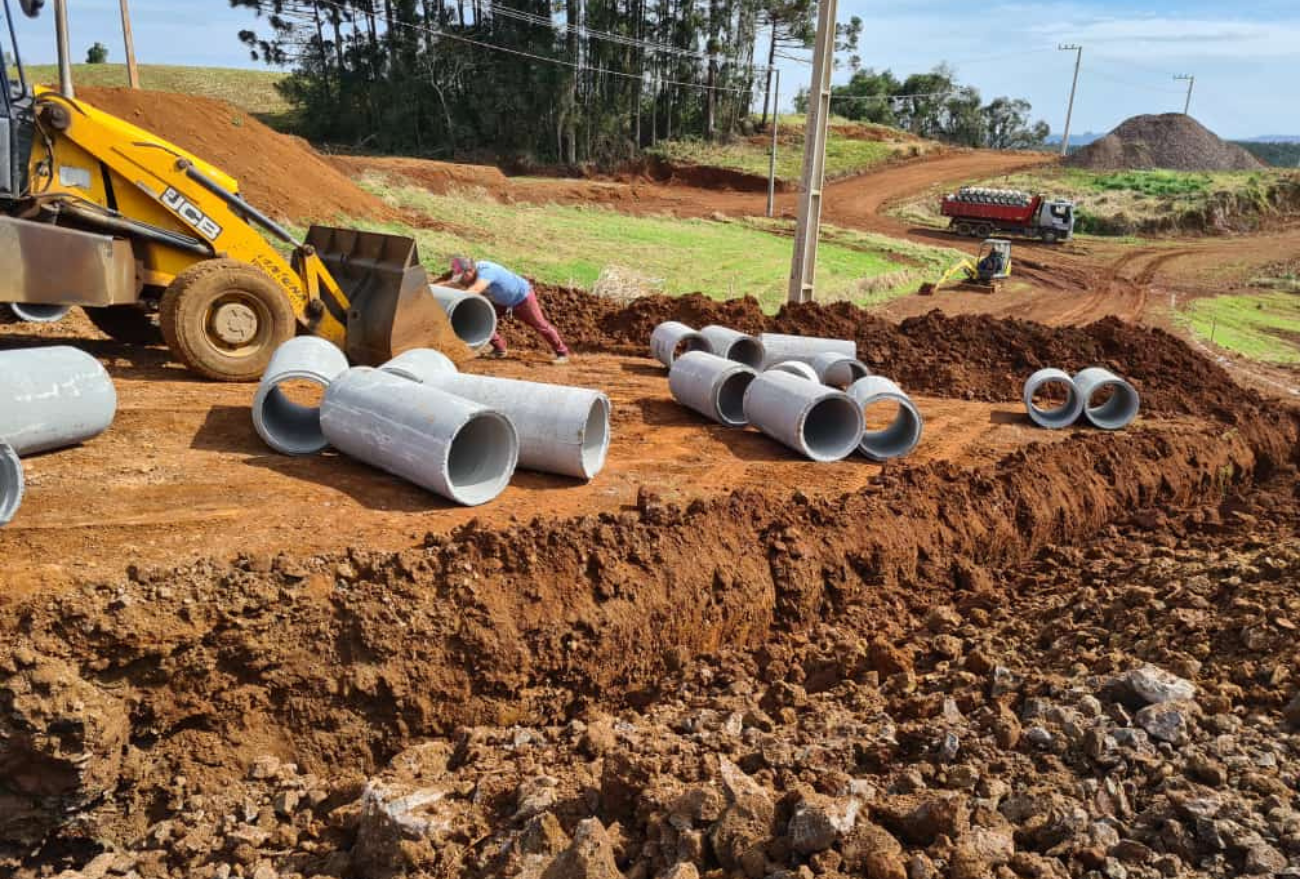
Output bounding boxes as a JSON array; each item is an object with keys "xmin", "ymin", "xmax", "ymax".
[
  {"xmin": 20, "ymin": 63, "xmax": 290, "ymax": 117},
  {"xmin": 1179, "ymin": 287, "xmax": 1300, "ymax": 363},
  {"xmin": 353, "ymin": 174, "xmax": 962, "ymax": 312}
]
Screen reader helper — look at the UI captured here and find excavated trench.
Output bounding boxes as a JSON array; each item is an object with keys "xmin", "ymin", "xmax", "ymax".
[{"xmin": 2, "ymin": 300, "xmax": 1298, "ymax": 866}]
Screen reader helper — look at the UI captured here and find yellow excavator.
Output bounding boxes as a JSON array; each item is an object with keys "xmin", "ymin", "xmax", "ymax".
[
  {"xmin": 919, "ymin": 238, "xmax": 1012, "ymax": 296},
  {"xmin": 1, "ymin": 0, "xmax": 455, "ymax": 381}
]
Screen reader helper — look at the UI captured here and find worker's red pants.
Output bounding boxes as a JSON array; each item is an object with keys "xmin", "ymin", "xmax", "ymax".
[{"xmin": 489, "ymin": 290, "xmax": 571, "ymax": 357}]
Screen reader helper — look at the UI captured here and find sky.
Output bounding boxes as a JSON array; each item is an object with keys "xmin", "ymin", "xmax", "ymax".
[{"xmin": 7, "ymin": 0, "xmax": 1298, "ymax": 139}]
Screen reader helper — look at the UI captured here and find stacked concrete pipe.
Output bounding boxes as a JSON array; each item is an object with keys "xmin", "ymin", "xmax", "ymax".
[
  {"xmin": 808, "ymin": 351, "xmax": 871, "ymax": 389},
  {"xmin": 0, "ymin": 346, "xmax": 118, "ymax": 526},
  {"xmin": 668, "ymin": 351, "xmax": 757, "ymax": 427},
  {"xmin": 758, "ymin": 333, "xmax": 856, "ymax": 368},
  {"xmin": 699, "ymin": 325, "xmax": 765, "ymax": 368},
  {"xmin": 253, "ymin": 336, "xmax": 350, "ymax": 455},
  {"xmin": 847, "ymin": 376, "xmax": 924, "ymax": 461},
  {"xmin": 429, "ymin": 285, "xmax": 499, "ymax": 349},
  {"xmin": 380, "ymin": 353, "xmax": 611, "ymax": 480},
  {"xmin": 321, "ymin": 367, "xmax": 520, "ymax": 506},
  {"xmin": 743, "ymin": 370, "xmax": 864, "ymax": 462},
  {"xmin": 765, "ymin": 361, "xmax": 820, "ymax": 382},
  {"xmin": 650, "ymin": 321, "xmax": 711, "ymax": 368}
]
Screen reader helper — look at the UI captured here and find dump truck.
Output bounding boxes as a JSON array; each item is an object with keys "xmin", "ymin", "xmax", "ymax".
[
  {"xmin": 1, "ymin": 0, "xmax": 456, "ymax": 381},
  {"xmin": 940, "ymin": 187, "xmax": 1076, "ymax": 244}
]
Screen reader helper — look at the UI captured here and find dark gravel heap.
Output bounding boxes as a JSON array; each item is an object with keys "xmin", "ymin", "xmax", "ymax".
[{"xmin": 1068, "ymin": 114, "xmax": 1265, "ymax": 172}]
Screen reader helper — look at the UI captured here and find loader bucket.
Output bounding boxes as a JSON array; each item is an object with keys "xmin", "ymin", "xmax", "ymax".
[{"xmin": 305, "ymin": 225, "xmax": 466, "ymax": 366}]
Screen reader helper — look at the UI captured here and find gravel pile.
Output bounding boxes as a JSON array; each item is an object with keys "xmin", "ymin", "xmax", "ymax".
[{"xmin": 1067, "ymin": 114, "xmax": 1265, "ymax": 172}]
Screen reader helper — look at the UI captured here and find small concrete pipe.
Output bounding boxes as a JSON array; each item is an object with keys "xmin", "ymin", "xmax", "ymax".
[
  {"xmin": 1074, "ymin": 367, "xmax": 1140, "ymax": 430},
  {"xmin": 379, "ymin": 348, "xmax": 459, "ymax": 383},
  {"xmin": 0, "ymin": 442, "xmax": 23, "ymax": 527},
  {"xmin": 743, "ymin": 370, "xmax": 864, "ymax": 462},
  {"xmin": 766, "ymin": 361, "xmax": 820, "ymax": 382},
  {"xmin": 0, "ymin": 346, "xmax": 117, "ymax": 456},
  {"xmin": 699, "ymin": 325, "xmax": 765, "ymax": 368},
  {"xmin": 758, "ymin": 333, "xmax": 856, "ymax": 368},
  {"xmin": 8, "ymin": 303, "xmax": 73, "ymax": 323},
  {"xmin": 253, "ymin": 336, "xmax": 350, "ymax": 455},
  {"xmin": 429, "ymin": 285, "xmax": 498, "ymax": 349},
  {"xmin": 1022, "ymin": 368, "xmax": 1084, "ymax": 430},
  {"xmin": 321, "ymin": 368, "xmax": 519, "ymax": 506},
  {"xmin": 650, "ymin": 321, "xmax": 711, "ymax": 368},
  {"xmin": 847, "ymin": 376, "xmax": 924, "ymax": 461},
  {"xmin": 389, "ymin": 370, "xmax": 611, "ymax": 480},
  {"xmin": 808, "ymin": 351, "xmax": 871, "ymax": 389},
  {"xmin": 668, "ymin": 351, "xmax": 757, "ymax": 427}
]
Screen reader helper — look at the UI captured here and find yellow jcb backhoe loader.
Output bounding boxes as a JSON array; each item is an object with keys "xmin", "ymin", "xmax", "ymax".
[{"xmin": 0, "ymin": 0, "xmax": 455, "ymax": 381}]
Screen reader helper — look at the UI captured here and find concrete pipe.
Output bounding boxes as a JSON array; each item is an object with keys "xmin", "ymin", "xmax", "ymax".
[
  {"xmin": 668, "ymin": 351, "xmax": 757, "ymax": 428},
  {"xmin": 379, "ymin": 348, "xmax": 459, "ymax": 383},
  {"xmin": 650, "ymin": 321, "xmax": 711, "ymax": 368},
  {"xmin": 429, "ymin": 285, "xmax": 498, "ymax": 349},
  {"xmin": 1074, "ymin": 367, "xmax": 1140, "ymax": 430},
  {"xmin": 253, "ymin": 336, "xmax": 350, "ymax": 456},
  {"xmin": 0, "ymin": 442, "xmax": 23, "ymax": 527},
  {"xmin": 404, "ymin": 372, "xmax": 610, "ymax": 480},
  {"xmin": 0, "ymin": 346, "xmax": 117, "ymax": 456},
  {"xmin": 320, "ymin": 368, "xmax": 519, "ymax": 506},
  {"xmin": 742, "ymin": 370, "xmax": 864, "ymax": 462},
  {"xmin": 8, "ymin": 303, "xmax": 72, "ymax": 323},
  {"xmin": 1022, "ymin": 368, "xmax": 1083, "ymax": 430},
  {"xmin": 847, "ymin": 376, "xmax": 924, "ymax": 461},
  {"xmin": 699, "ymin": 325, "xmax": 765, "ymax": 369},
  {"xmin": 808, "ymin": 351, "xmax": 871, "ymax": 389},
  {"xmin": 757, "ymin": 333, "xmax": 856, "ymax": 368},
  {"xmin": 765, "ymin": 361, "xmax": 820, "ymax": 382}
]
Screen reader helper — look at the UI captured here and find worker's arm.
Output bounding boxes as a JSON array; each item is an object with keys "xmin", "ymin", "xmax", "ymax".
[{"xmin": 465, "ymin": 278, "xmax": 492, "ymax": 296}]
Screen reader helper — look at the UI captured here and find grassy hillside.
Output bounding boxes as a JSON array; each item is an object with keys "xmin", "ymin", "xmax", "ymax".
[
  {"xmin": 20, "ymin": 64, "xmax": 290, "ymax": 118},
  {"xmin": 1179, "ymin": 285, "xmax": 1300, "ymax": 363}
]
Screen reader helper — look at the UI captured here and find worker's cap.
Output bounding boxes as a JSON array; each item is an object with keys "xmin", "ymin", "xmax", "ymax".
[{"xmin": 450, "ymin": 255, "xmax": 476, "ymax": 284}]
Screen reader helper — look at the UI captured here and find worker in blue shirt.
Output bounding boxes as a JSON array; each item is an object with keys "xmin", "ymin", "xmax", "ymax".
[{"xmin": 450, "ymin": 256, "xmax": 571, "ymax": 364}]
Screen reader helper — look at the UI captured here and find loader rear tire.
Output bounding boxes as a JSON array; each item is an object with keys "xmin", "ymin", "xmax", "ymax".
[
  {"xmin": 160, "ymin": 259, "xmax": 296, "ymax": 382},
  {"xmin": 84, "ymin": 305, "xmax": 164, "ymax": 345}
]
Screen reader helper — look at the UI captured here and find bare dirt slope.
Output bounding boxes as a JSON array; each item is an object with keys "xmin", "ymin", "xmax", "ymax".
[{"xmin": 1068, "ymin": 113, "xmax": 1265, "ymax": 171}]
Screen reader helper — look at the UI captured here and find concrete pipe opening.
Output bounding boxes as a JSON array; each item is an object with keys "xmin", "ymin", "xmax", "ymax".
[
  {"xmin": 700, "ymin": 326, "xmax": 765, "ymax": 369},
  {"xmin": 668, "ymin": 351, "xmax": 757, "ymax": 427},
  {"xmin": 1023, "ymin": 368, "xmax": 1083, "ymax": 430},
  {"xmin": 651, "ymin": 321, "xmax": 711, "ymax": 367},
  {"xmin": 254, "ymin": 336, "xmax": 350, "ymax": 455},
  {"xmin": 1075, "ymin": 367, "xmax": 1140, "ymax": 430},
  {"xmin": 767, "ymin": 361, "xmax": 820, "ymax": 382},
  {"xmin": 849, "ymin": 377, "xmax": 924, "ymax": 461},
  {"xmin": 801, "ymin": 396, "xmax": 864, "ymax": 462},
  {"xmin": 9, "ymin": 303, "xmax": 72, "ymax": 323},
  {"xmin": 446, "ymin": 412, "xmax": 519, "ymax": 506},
  {"xmin": 0, "ymin": 443, "xmax": 23, "ymax": 527},
  {"xmin": 810, "ymin": 352, "xmax": 871, "ymax": 389},
  {"xmin": 716, "ymin": 371, "xmax": 756, "ymax": 425},
  {"xmin": 577, "ymin": 396, "xmax": 612, "ymax": 479},
  {"xmin": 429, "ymin": 287, "xmax": 498, "ymax": 349}
]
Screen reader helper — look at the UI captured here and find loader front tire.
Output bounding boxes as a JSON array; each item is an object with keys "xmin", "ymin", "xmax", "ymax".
[{"xmin": 160, "ymin": 259, "xmax": 296, "ymax": 382}]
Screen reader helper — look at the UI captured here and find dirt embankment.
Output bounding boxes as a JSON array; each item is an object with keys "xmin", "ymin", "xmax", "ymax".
[{"xmin": 1068, "ymin": 114, "xmax": 1265, "ymax": 172}]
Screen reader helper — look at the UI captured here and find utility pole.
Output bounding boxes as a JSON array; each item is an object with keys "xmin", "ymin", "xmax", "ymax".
[
  {"xmin": 1058, "ymin": 44, "xmax": 1082, "ymax": 157},
  {"xmin": 1174, "ymin": 74, "xmax": 1194, "ymax": 115},
  {"xmin": 787, "ymin": 0, "xmax": 836, "ymax": 304},
  {"xmin": 119, "ymin": 0, "xmax": 141, "ymax": 89},
  {"xmin": 766, "ymin": 67, "xmax": 780, "ymax": 219}
]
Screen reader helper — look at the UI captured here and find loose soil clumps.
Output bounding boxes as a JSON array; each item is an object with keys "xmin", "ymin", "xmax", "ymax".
[{"xmin": 1068, "ymin": 114, "xmax": 1265, "ymax": 172}]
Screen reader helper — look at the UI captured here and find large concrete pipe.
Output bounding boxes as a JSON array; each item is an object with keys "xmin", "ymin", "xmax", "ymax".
[
  {"xmin": 650, "ymin": 321, "xmax": 711, "ymax": 368},
  {"xmin": 429, "ymin": 285, "xmax": 498, "ymax": 349},
  {"xmin": 0, "ymin": 346, "xmax": 117, "ymax": 456},
  {"xmin": 766, "ymin": 361, "xmax": 820, "ymax": 382},
  {"xmin": 699, "ymin": 325, "xmax": 765, "ymax": 369},
  {"xmin": 7, "ymin": 303, "xmax": 73, "ymax": 323},
  {"xmin": 758, "ymin": 333, "xmax": 856, "ymax": 368},
  {"xmin": 0, "ymin": 442, "xmax": 23, "ymax": 527},
  {"xmin": 743, "ymin": 370, "xmax": 864, "ymax": 462},
  {"xmin": 380, "ymin": 348, "xmax": 459, "ymax": 382},
  {"xmin": 847, "ymin": 376, "xmax": 924, "ymax": 461},
  {"xmin": 808, "ymin": 351, "xmax": 870, "ymax": 389},
  {"xmin": 1074, "ymin": 367, "xmax": 1140, "ymax": 430},
  {"xmin": 320, "ymin": 368, "xmax": 519, "ymax": 506},
  {"xmin": 668, "ymin": 351, "xmax": 757, "ymax": 428},
  {"xmin": 1022, "ymin": 368, "xmax": 1083, "ymax": 430},
  {"xmin": 253, "ymin": 336, "xmax": 350, "ymax": 455},
  {"xmin": 380, "ymin": 364, "xmax": 611, "ymax": 480}
]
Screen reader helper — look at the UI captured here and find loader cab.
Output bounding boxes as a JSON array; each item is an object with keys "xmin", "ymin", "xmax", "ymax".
[{"xmin": 1, "ymin": 0, "xmax": 39, "ymax": 202}]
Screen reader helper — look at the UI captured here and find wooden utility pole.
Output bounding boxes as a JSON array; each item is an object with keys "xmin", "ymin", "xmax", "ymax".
[
  {"xmin": 119, "ymin": 0, "xmax": 140, "ymax": 89},
  {"xmin": 786, "ymin": 0, "xmax": 836, "ymax": 304}
]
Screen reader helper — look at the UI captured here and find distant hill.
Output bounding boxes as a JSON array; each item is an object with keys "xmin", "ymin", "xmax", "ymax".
[
  {"xmin": 1046, "ymin": 131, "xmax": 1103, "ymax": 146},
  {"xmin": 1234, "ymin": 141, "xmax": 1300, "ymax": 167},
  {"xmin": 1237, "ymin": 135, "xmax": 1300, "ymax": 144}
]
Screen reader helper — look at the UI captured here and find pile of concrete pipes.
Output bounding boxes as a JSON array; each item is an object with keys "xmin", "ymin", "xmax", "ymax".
[
  {"xmin": 252, "ymin": 337, "xmax": 610, "ymax": 506},
  {"xmin": 428, "ymin": 285, "xmax": 498, "ymax": 349},
  {"xmin": 0, "ymin": 346, "xmax": 118, "ymax": 526},
  {"xmin": 653, "ymin": 322, "xmax": 923, "ymax": 462},
  {"xmin": 1023, "ymin": 367, "xmax": 1140, "ymax": 430}
]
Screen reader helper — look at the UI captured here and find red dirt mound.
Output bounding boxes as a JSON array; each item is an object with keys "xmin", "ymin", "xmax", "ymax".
[
  {"xmin": 75, "ymin": 87, "xmax": 390, "ymax": 222},
  {"xmin": 1067, "ymin": 113, "xmax": 1264, "ymax": 172}
]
